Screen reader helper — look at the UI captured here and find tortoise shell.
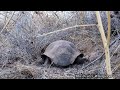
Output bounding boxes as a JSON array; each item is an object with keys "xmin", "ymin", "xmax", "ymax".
[{"xmin": 41, "ymin": 40, "xmax": 81, "ymax": 67}]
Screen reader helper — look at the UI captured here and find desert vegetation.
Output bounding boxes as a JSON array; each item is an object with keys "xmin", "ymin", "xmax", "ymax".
[{"xmin": 0, "ymin": 11, "xmax": 119, "ymax": 79}]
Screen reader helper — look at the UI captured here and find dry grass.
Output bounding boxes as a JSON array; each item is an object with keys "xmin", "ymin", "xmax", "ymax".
[{"xmin": 0, "ymin": 11, "xmax": 119, "ymax": 79}]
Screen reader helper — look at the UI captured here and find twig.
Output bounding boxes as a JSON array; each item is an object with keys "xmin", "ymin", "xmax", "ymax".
[
  {"xmin": 4, "ymin": 11, "xmax": 8, "ymax": 24},
  {"xmin": 111, "ymin": 44, "xmax": 120, "ymax": 73},
  {"xmin": 112, "ymin": 60, "xmax": 120, "ymax": 73},
  {"xmin": 110, "ymin": 35, "xmax": 120, "ymax": 47},
  {"xmin": 81, "ymin": 53, "xmax": 104, "ymax": 70},
  {"xmin": 110, "ymin": 44, "xmax": 120, "ymax": 61},
  {"xmin": 0, "ymin": 11, "xmax": 15, "ymax": 34},
  {"xmin": 107, "ymin": 11, "xmax": 111, "ymax": 46},
  {"xmin": 37, "ymin": 24, "xmax": 97, "ymax": 37}
]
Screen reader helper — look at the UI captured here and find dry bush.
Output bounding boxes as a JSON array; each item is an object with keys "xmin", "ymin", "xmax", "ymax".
[{"xmin": 0, "ymin": 11, "xmax": 119, "ymax": 79}]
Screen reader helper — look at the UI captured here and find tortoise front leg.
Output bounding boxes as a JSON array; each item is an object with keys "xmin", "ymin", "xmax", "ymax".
[{"xmin": 43, "ymin": 57, "xmax": 50, "ymax": 66}]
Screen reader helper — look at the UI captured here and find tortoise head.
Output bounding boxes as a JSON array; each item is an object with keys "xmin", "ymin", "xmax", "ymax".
[{"xmin": 74, "ymin": 53, "xmax": 89, "ymax": 64}]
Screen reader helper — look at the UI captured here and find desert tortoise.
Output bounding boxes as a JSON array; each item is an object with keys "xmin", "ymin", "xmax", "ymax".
[{"xmin": 41, "ymin": 40, "xmax": 88, "ymax": 67}]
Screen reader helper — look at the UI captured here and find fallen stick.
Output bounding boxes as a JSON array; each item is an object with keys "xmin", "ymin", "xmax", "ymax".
[{"xmin": 37, "ymin": 24, "xmax": 97, "ymax": 37}]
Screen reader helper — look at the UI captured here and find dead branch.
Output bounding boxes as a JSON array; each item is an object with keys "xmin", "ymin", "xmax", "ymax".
[
  {"xmin": 37, "ymin": 24, "xmax": 97, "ymax": 37},
  {"xmin": 95, "ymin": 11, "xmax": 112, "ymax": 79}
]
